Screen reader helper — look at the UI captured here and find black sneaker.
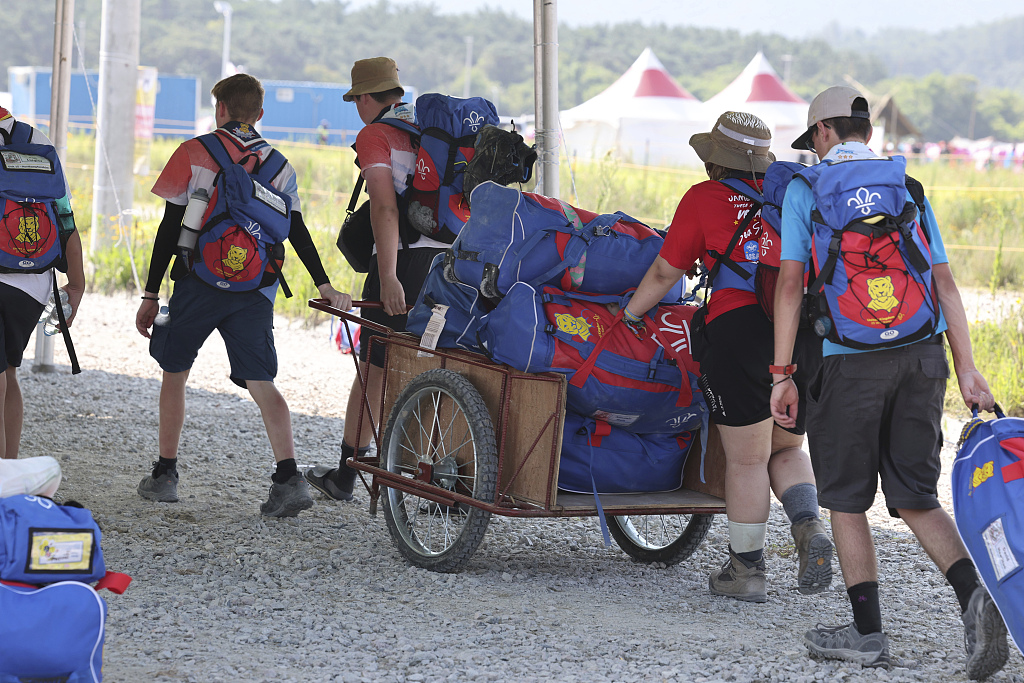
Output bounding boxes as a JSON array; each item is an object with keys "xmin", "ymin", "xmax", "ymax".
[
  {"xmin": 138, "ymin": 465, "xmax": 179, "ymax": 503},
  {"xmin": 963, "ymin": 587, "xmax": 1008, "ymax": 680},
  {"xmin": 304, "ymin": 465, "xmax": 355, "ymax": 502},
  {"xmin": 260, "ymin": 474, "xmax": 314, "ymax": 517}
]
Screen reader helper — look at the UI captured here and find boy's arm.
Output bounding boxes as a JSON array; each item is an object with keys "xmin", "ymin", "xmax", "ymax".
[
  {"xmin": 136, "ymin": 201, "xmax": 186, "ymax": 338},
  {"xmin": 287, "ymin": 211, "xmax": 352, "ymax": 311},
  {"xmin": 364, "ymin": 166, "xmax": 404, "ymax": 316},
  {"xmin": 934, "ymin": 262, "xmax": 994, "ymax": 411}
]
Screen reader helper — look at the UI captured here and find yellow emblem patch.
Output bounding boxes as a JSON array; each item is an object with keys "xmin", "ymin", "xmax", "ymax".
[
  {"xmin": 555, "ymin": 313, "xmax": 591, "ymax": 341},
  {"xmin": 222, "ymin": 245, "xmax": 247, "ymax": 272},
  {"xmin": 17, "ymin": 216, "xmax": 40, "ymax": 244},
  {"xmin": 972, "ymin": 461, "xmax": 995, "ymax": 489},
  {"xmin": 866, "ymin": 276, "xmax": 900, "ymax": 312}
]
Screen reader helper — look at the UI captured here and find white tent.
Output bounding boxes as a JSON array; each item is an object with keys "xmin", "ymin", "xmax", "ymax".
[
  {"xmin": 560, "ymin": 48, "xmax": 705, "ymax": 168},
  {"xmin": 702, "ymin": 52, "xmax": 809, "ymax": 163}
]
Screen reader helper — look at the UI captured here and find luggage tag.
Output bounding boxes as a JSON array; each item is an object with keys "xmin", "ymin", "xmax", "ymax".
[{"xmin": 418, "ymin": 304, "xmax": 449, "ymax": 358}]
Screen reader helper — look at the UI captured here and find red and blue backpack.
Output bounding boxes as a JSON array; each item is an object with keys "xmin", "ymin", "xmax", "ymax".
[
  {"xmin": 380, "ymin": 94, "xmax": 499, "ymax": 243},
  {"xmin": 190, "ymin": 133, "xmax": 293, "ymax": 294},
  {"xmin": 798, "ymin": 156, "xmax": 939, "ymax": 349},
  {"xmin": 0, "ymin": 120, "xmax": 73, "ymax": 274}
]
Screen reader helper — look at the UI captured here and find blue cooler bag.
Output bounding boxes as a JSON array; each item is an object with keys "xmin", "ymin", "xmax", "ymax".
[
  {"xmin": 558, "ymin": 414, "xmax": 695, "ymax": 494},
  {"xmin": 0, "ymin": 580, "xmax": 107, "ymax": 683},
  {"xmin": 952, "ymin": 405, "xmax": 1024, "ymax": 656},
  {"xmin": 0, "ymin": 495, "xmax": 105, "ymax": 585}
]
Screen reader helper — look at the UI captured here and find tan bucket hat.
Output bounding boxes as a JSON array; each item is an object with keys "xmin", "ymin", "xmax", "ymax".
[
  {"xmin": 690, "ymin": 112, "xmax": 775, "ymax": 174},
  {"xmin": 791, "ymin": 85, "xmax": 871, "ymax": 150},
  {"xmin": 343, "ymin": 57, "xmax": 404, "ymax": 102}
]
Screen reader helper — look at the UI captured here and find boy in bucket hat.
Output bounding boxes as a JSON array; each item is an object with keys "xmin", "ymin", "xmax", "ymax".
[
  {"xmin": 771, "ymin": 86, "xmax": 1008, "ymax": 677},
  {"xmin": 623, "ymin": 111, "xmax": 833, "ymax": 604},
  {"xmin": 305, "ymin": 58, "xmax": 447, "ymax": 501}
]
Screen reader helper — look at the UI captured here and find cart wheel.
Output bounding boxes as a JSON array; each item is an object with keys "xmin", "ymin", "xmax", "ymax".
[
  {"xmin": 381, "ymin": 368, "xmax": 497, "ymax": 572},
  {"xmin": 608, "ymin": 513, "xmax": 714, "ymax": 565}
]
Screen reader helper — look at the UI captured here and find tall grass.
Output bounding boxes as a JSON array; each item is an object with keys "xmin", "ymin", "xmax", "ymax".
[{"xmin": 63, "ymin": 134, "xmax": 1024, "ymax": 412}]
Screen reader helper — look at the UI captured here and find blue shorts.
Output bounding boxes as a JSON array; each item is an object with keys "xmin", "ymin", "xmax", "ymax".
[
  {"xmin": 0, "ymin": 282, "xmax": 46, "ymax": 372},
  {"xmin": 149, "ymin": 276, "xmax": 277, "ymax": 388}
]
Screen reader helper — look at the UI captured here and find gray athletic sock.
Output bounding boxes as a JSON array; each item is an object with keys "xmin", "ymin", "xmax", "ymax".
[{"xmin": 780, "ymin": 482, "xmax": 820, "ymax": 524}]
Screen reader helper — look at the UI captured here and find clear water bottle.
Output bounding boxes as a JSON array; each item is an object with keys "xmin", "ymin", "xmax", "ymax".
[
  {"xmin": 40, "ymin": 289, "xmax": 72, "ymax": 336},
  {"xmin": 177, "ymin": 187, "xmax": 210, "ymax": 254},
  {"xmin": 154, "ymin": 305, "xmax": 170, "ymax": 327}
]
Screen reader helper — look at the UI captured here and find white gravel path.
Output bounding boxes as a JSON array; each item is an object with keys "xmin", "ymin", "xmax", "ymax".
[{"xmin": 18, "ymin": 291, "xmax": 1024, "ymax": 683}]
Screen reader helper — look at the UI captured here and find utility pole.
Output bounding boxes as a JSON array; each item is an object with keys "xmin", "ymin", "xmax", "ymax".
[
  {"xmin": 214, "ymin": 1, "xmax": 233, "ymax": 79},
  {"xmin": 463, "ymin": 36, "xmax": 473, "ymax": 98},
  {"xmin": 90, "ymin": 0, "xmax": 140, "ymax": 252},
  {"xmin": 35, "ymin": 0, "xmax": 76, "ymax": 372},
  {"xmin": 533, "ymin": 0, "xmax": 559, "ymax": 198}
]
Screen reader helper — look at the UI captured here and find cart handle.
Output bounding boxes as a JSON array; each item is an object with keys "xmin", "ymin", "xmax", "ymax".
[{"xmin": 308, "ymin": 299, "xmax": 411, "ymax": 314}]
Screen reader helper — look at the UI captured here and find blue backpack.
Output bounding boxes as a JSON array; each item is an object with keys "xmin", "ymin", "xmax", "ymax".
[
  {"xmin": 405, "ymin": 252, "xmax": 492, "ymax": 354},
  {"xmin": 798, "ymin": 156, "xmax": 939, "ymax": 349},
  {"xmin": 381, "ymin": 94, "xmax": 500, "ymax": 243},
  {"xmin": 0, "ymin": 495, "xmax": 105, "ymax": 585},
  {"xmin": 558, "ymin": 414, "xmax": 696, "ymax": 494},
  {"xmin": 755, "ymin": 160, "xmax": 807, "ymax": 320},
  {"xmin": 0, "ymin": 121, "xmax": 72, "ymax": 273},
  {"xmin": 191, "ymin": 133, "xmax": 293, "ymax": 294},
  {"xmin": 952, "ymin": 406, "xmax": 1024, "ymax": 657}
]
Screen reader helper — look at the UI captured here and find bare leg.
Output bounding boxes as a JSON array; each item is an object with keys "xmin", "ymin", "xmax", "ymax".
[
  {"xmin": 832, "ymin": 511, "xmax": 878, "ymax": 588},
  {"xmin": 718, "ymin": 418, "xmax": 774, "ymax": 523},
  {"xmin": 343, "ymin": 362, "xmax": 385, "ymax": 449},
  {"xmin": 898, "ymin": 507, "xmax": 969, "ymax": 574},
  {"xmin": 767, "ymin": 426, "xmax": 815, "ymax": 498},
  {"xmin": 1, "ymin": 367, "xmax": 19, "ymax": 460},
  {"xmin": 158, "ymin": 370, "xmax": 189, "ymax": 461},
  {"xmin": 246, "ymin": 380, "xmax": 295, "ymax": 463}
]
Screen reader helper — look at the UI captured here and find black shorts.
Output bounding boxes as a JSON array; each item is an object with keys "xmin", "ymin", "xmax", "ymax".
[
  {"xmin": 0, "ymin": 282, "xmax": 47, "ymax": 372},
  {"xmin": 806, "ymin": 335, "xmax": 947, "ymax": 515},
  {"xmin": 696, "ymin": 304, "xmax": 821, "ymax": 433},
  {"xmin": 360, "ymin": 247, "xmax": 446, "ymax": 367}
]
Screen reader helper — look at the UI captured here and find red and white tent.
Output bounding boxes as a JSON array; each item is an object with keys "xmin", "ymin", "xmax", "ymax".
[
  {"xmin": 560, "ymin": 48, "xmax": 705, "ymax": 167},
  {"xmin": 701, "ymin": 52, "xmax": 809, "ymax": 162}
]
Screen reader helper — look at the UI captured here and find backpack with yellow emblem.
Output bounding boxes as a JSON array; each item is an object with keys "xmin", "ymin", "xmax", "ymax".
[
  {"xmin": 798, "ymin": 156, "xmax": 939, "ymax": 349},
  {"xmin": 952, "ymin": 403, "xmax": 1024, "ymax": 656},
  {"xmin": 0, "ymin": 121, "xmax": 73, "ymax": 274},
  {"xmin": 189, "ymin": 132, "xmax": 293, "ymax": 294}
]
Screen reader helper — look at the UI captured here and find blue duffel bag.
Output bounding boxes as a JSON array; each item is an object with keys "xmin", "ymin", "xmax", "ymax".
[
  {"xmin": 0, "ymin": 495, "xmax": 104, "ymax": 585},
  {"xmin": 559, "ymin": 413, "xmax": 695, "ymax": 494},
  {"xmin": 446, "ymin": 181, "xmax": 681, "ymax": 301},
  {"xmin": 952, "ymin": 405, "xmax": 1024, "ymax": 656},
  {"xmin": 406, "ymin": 252, "xmax": 492, "ymax": 353}
]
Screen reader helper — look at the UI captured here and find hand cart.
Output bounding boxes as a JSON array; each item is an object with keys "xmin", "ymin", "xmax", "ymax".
[{"xmin": 311, "ymin": 299, "xmax": 727, "ymax": 572}]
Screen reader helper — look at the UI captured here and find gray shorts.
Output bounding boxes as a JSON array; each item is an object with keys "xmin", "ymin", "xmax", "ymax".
[{"xmin": 806, "ymin": 335, "xmax": 948, "ymax": 515}]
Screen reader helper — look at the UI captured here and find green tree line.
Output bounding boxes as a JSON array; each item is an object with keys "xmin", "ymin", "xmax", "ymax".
[{"xmin": 4, "ymin": 0, "xmax": 1024, "ymax": 141}]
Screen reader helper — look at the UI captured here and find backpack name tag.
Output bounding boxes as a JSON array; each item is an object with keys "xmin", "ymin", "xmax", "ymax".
[
  {"xmin": 253, "ymin": 179, "xmax": 288, "ymax": 216},
  {"xmin": 0, "ymin": 150, "xmax": 53, "ymax": 173},
  {"xmin": 29, "ymin": 529, "xmax": 96, "ymax": 572}
]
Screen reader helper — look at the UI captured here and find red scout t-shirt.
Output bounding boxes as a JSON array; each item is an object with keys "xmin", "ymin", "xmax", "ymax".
[{"xmin": 660, "ymin": 177, "xmax": 763, "ymax": 322}]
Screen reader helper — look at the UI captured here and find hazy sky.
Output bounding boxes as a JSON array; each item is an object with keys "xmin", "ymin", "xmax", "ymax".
[{"xmin": 351, "ymin": 0, "xmax": 1019, "ymax": 37}]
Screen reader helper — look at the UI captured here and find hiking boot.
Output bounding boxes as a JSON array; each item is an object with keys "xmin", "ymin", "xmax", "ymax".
[
  {"xmin": 260, "ymin": 474, "xmax": 314, "ymax": 517},
  {"xmin": 963, "ymin": 586, "xmax": 1008, "ymax": 680},
  {"xmin": 708, "ymin": 549, "xmax": 767, "ymax": 603},
  {"xmin": 792, "ymin": 517, "xmax": 834, "ymax": 595},
  {"xmin": 304, "ymin": 465, "xmax": 356, "ymax": 502},
  {"xmin": 805, "ymin": 623, "xmax": 891, "ymax": 668},
  {"xmin": 138, "ymin": 466, "xmax": 179, "ymax": 503}
]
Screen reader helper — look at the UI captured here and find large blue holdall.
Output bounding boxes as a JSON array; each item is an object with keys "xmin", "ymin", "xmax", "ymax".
[
  {"xmin": 446, "ymin": 181, "xmax": 681, "ymax": 301},
  {"xmin": 952, "ymin": 405, "xmax": 1024, "ymax": 656},
  {"xmin": 558, "ymin": 413, "xmax": 696, "ymax": 494},
  {"xmin": 406, "ymin": 252, "xmax": 491, "ymax": 354}
]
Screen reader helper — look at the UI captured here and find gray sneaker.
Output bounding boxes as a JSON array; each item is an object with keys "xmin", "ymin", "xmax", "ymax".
[
  {"xmin": 963, "ymin": 587, "xmax": 1008, "ymax": 680},
  {"xmin": 708, "ymin": 549, "xmax": 767, "ymax": 603},
  {"xmin": 792, "ymin": 517, "xmax": 834, "ymax": 594},
  {"xmin": 138, "ymin": 467, "xmax": 179, "ymax": 503},
  {"xmin": 261, "ymin": 474, "xmax": 314, "ymax": 517},
  {"xmin": 805, "ymin": 623, "xmax": 890, "ymax": 668},
  {"xmin": 304, "ymin": 465, "xmax": 355, "ymax": 502}
]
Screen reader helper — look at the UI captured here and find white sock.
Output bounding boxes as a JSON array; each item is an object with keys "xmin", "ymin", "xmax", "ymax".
[{"xmin": 728, "ymin": 520, "xmax": 767, "ymax": 554}]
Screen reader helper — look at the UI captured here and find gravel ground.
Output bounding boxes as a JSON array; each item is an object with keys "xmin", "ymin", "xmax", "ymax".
[{"xmin": 19, "ymin": 290, "xmax": 1024, "ymax": 683}]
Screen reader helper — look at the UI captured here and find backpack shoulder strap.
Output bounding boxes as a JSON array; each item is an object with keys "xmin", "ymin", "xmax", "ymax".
[
  {"xmin": 717, "ymin": 177, "xmax": 764, "ymax": 204},
  {"xmin": 905, "ymin": 174, "xmax": 926, "ymax": 215},
  {"xmin": 197, "ymin": 132, "xmax": 234, "ymax": 171},
  {"xmin": 254, "ymin": 147, "xmax": 288, "ymax": 185}
]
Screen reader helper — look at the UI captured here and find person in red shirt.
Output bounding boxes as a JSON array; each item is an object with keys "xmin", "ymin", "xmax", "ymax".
[
  {"xmin": 624, "ymin": 112, "xmax": 831, "ymax": 603},
  {"xmin": 134, "ymin": 74, "xmax": 351, "ymax": 517},
  {"xmin": 305, "ymin": 58, "xmax": 447, "ymax": 501}
]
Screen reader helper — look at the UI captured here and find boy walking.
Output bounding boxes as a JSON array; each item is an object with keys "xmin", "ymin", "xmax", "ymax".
[
  {"xmin": 771, "ymin": 86, "xmax": 1008, "ymax": 679},
  {"xmin": 135, "ymin": 74, "xmax": 351, "ymax": 517}
]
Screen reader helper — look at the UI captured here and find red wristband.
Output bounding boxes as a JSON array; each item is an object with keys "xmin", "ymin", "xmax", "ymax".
[{"xmin": 769, "ymin": 364, "xmax": 797, "ymax": 375}]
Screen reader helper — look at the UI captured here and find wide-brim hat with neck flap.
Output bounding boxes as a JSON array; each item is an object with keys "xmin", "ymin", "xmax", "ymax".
[
  {"xmin": 343, "ymin": 57, "xmax": 404, "ymax": 102},
  {"xmin": 690, "ymin": 111, "xmax": 775, "ymax": 174}
]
